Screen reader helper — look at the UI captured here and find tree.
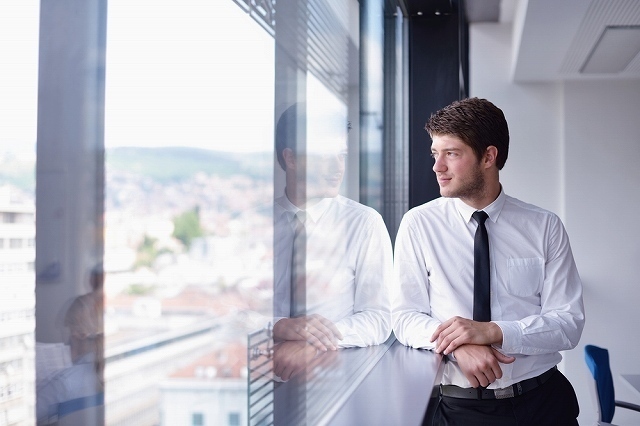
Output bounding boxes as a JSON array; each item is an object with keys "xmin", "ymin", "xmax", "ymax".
[
  {"xmin": 172, "ymin": 206, "xmax": 203, "ymax": 248},
  {"xmin": 135, "ymin": 234, "xmax": 159, "ymax": 268}
]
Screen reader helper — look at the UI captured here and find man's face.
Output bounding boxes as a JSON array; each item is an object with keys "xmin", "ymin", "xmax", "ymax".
[
  {"xmin": 284, "ymin": 105, "xmax": 349, "ymax": 203},
  {"xmin": 431, "ymin": 134, "xmax": 485, "ymax": 201},
  {"xmin": 304, "ymin": 146, "xmax": 347, "ymax": 199},
  {"xmin": 301, "ymin": 110, "xmax": 348, "ymax": 200}
]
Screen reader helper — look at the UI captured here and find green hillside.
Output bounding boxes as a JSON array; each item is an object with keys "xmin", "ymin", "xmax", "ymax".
[
  {"xmin": 106, "ymin": 147, "xmax": 272, "ymax": 182},
  {"xmin": 0, "ymin": 147, "xmax": 273, "ymax": 191}
]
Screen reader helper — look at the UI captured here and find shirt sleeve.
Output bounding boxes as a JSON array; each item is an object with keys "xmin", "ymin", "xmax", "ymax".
[
  {"xmin": 334, "ymin": 214, "xmax": 393, "ymax": 348},
  {"xmin": 493, "ymin": 215, "xmax": 585, "ymax": 355},
  {"xmin": 392, "ymin": 213, "xmax": 441, "ymax": 349}
]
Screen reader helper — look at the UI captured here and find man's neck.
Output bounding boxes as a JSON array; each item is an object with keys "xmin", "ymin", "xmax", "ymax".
[
  {"xmin": 460, "ymin": 182, "xmax": 502, "ymax": 210},
  {"xmin": 284, "ymin": 186, "xmax": 323, "ymax": 210}
]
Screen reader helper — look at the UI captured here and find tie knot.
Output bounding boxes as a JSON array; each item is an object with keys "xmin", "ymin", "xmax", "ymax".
[
  {"xmin": 294, "ymin": 211, "xmax": 306, "ymax": 223},
  {"xmin": 472, "ymin": 210, "xmax": 488, "ymax": 225}
]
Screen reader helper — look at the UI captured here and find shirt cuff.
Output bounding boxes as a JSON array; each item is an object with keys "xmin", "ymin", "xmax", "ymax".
[
  {"xmin": 492, "ymin": 320, "xmax": 522, "ymax": 353},
  {"xmin": 334, "ymin": 322, "xmax": 365, "ymax": 348}
]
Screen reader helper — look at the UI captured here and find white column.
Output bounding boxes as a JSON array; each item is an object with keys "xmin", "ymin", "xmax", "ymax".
[{"xmin": 35, "ymin": 0, "xmax": 106, "ymax": 343}]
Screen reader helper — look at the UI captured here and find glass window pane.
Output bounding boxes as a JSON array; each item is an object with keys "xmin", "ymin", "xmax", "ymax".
[
  {"xmin": 0, "ymin": 1, "xmax": 38, "ymax": 424},
  {"xmin": 27, "ymin": 0, "xmax": 406, "ymax": 424},
  {"xmin": 104, "ymin": 1, "xmax": 273, "ymax": 425}
]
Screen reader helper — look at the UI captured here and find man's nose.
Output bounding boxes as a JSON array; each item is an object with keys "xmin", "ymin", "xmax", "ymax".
[
  {"xmin": 328, "ymin": 154, "xmax": 345, "ymax": 172},
  {"xmin": 432, "ymin": 156, "xmax": 446, "ymax": 173}
]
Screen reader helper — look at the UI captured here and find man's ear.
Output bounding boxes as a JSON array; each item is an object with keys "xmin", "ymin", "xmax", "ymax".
[
  {"xmin": 283, "ymin": 148, "xmax": 296, "ymax": 169},
  {"xmin": 484, "ymin": 146, "xmax": 498, "ymax": 169}
]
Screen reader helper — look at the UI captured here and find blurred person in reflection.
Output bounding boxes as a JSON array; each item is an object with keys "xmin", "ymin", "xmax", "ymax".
[
  {"xmin": 271, "ymin": 103, "xmax": 392, "ymax": 375},
  {"xmin": 393, "ymin": 98, "xmax": 584, "ymax": 425},
  {"xmin": 64, "ymin": 264, "xmax": 104, "ymax": 385},
  {"xmin": 37, "ymin": 265, "xmax": 104, "ymax": 424}
]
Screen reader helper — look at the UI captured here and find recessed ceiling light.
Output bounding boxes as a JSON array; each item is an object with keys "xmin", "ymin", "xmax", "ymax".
[{"xmin": 581, "ymin": 26, "xmax": 640, "ymax": 74}]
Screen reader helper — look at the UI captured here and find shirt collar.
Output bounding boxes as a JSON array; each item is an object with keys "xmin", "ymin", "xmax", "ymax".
[
  {"xmin": 454, "ymin": 188, "xmax": 506, "ymax": 224},
  {"xmin": 275, "ymin": 193, "xmax": 333, "ymax": 224}
]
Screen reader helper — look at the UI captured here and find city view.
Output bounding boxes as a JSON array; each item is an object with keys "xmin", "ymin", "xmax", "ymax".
[
  {"xmin": 0, "ymin": 144, "xmax": 275, "ymax": 424},
  {"xmin": 0, "ymin": 0, "xmax": 361, "ymax": 423},
  {"xmin": 0, "ymin": 0, "xmax": 276, "ymax": 424}
]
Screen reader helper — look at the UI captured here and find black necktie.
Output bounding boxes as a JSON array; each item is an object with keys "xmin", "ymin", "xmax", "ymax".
[
  {"xmin": 290, "ymin": 211, "xmax": 306, "ymax": 317},
  {"xmin": 472, "ymin": 211, "xmax": 491, "ymax": 322}
]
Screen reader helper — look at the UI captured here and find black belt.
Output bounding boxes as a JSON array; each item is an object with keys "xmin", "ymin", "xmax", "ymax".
[{"xmin": 439, "ymin": 366, "xmax": 557, "ymax": 400}]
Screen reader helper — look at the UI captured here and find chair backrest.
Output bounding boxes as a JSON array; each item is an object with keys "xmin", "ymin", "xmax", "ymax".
[{"xmin": 585, "ymin": 344, "xmax": 616, "ymax": 423}]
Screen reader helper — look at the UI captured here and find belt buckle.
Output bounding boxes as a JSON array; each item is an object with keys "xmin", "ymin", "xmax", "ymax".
[{"xmin": 493, "ymin": 386, "xmax": 514, "ymax": 399}]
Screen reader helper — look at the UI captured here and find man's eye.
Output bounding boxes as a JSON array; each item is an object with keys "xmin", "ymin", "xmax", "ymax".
[{"xmin": 430, "ymin": 153, "xmax": 437, "ymax": 159}]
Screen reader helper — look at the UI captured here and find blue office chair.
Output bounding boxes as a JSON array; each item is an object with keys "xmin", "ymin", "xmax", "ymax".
[{"xmin": 584, "ymin": 344, "xmax": 640, "ymax": 425}]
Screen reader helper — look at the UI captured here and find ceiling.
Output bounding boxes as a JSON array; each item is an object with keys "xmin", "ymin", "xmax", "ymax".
[{"xmin": 499, "ymin": 0, "xmax": 640, "ymax": 82}]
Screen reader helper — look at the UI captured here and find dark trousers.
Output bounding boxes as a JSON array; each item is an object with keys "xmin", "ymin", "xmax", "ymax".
[{"xmin": 425, "ymin": 369, "xmax": 579, "ymax": 426}]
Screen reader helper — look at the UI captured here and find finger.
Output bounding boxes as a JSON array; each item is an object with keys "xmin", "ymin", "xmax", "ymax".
[
  {"xmin": 318, "ymin": 317, "xmax": 343, "ymax": 340},
  {"xmin": 487, "ymin": 356, "xmax": 504, "ymax": 381},
  {"xmin": 492, "ymin": 364, "xmax": 503, "ymax": 381},
  {"xmin": 430, "ymin": 326, "xmax": 444, "ymax": 343},
  {"xmin": 273, "ymin": 360, "xmax": 284, "ymax": 378},
  {"xmin": 436, "ymin": 333, "xmax": 452, "ymax": 354},
  {"xmin": 466, "ymin": 373, "xmax": 480, "ymax": 388},
  {"xmin": 484, "ymin": 368, "xmax": 497, "ymax": 384},
  {"xmin": 435, "ymin": 327, "xmax": 453, "ymax": 351},
  {"xmin": 434, "ymin": 326, "xmax": 455, "ymax": 352},
  {"xmin": 309, "ymin": 315, "xmax": 342, "ymax": 343},
  {"xmin": 306, "ymin": 320, "xmax": 339, "ymax": 349},
  {"xmin": 477, "ymin": 372, "xmax": 490, "ymax": 388},
  {"xmin": 293, "ymin": 322, "xmax": 330, "ymax": 351},
  {"xmin": 491, "ymin": 347, "xmax": 516, "ymax": 364},
  {"xmin": 430, "ymin": 318, "xmax": 454, "ymax": 342},
  {"xmin": 437, "ymin": 329, "xmax": 463, "ymax": 354},
  {"xmin": 301, "ymin": 328, "xmax": 331, "ymax": 352},
  {"xmin": 280, "ymin": 364, "xmax": 295, "ymax": 381}
]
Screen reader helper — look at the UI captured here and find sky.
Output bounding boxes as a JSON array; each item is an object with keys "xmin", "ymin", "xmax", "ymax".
[
  {"xmin": 0, "ymin": 1, "xmax": 39, "ymax": 155},
  {"xmin": 0, "ymin": 0, "xmax": 276, "ymax": 154}
]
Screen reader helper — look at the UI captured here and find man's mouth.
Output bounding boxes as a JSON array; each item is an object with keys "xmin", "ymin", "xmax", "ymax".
[{"xmin": 325, "ymin": 175, "xmax": 342, "ymax": 185}]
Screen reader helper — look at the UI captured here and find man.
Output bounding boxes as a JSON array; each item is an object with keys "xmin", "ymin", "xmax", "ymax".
[
  {"xmin": 271, "ymin": 103, "xmax": 393, "ymax": 380},
  {"xmin": 393, "ymin": 98, "xmax": 584, "ymax": 425}
]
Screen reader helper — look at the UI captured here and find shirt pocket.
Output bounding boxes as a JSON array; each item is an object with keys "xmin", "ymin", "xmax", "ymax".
[{"xmin": 506, "ymin": 257, "xmax": 544, "ymax": 297}]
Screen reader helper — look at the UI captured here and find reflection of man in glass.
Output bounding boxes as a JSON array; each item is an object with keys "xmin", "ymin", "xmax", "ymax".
[
  {"xmin": 36, "ymin": 265, "xmax": 104, "ymax": 424},
  {"xmin": 272, "ymin": 103, "xmax": 392, "ymax": 363}
]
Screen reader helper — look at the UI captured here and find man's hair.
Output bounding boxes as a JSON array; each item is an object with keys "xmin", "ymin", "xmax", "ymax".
[
  {"xmin": 425, "ymin": 97, "xmax": 509, "ymax": 170},
  {"xmin": 275, "ymin": 103, "xmax": 351, "ymax": 170},
  {"xmin": 275, "ymin": 103, "xmax": 305, "ymax": 170}
]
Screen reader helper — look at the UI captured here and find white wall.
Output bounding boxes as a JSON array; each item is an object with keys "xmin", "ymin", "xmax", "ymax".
[
  {"xmin": 470, "ymin": 23, "xmax": 565, "ymax": 215},
  {"xmin": 563, "ymin": 80, "xmax": 640, "ymax": 425},
  {"xmin": 471, "ymin": 22, "xmax": 640, "ymax": 425}
]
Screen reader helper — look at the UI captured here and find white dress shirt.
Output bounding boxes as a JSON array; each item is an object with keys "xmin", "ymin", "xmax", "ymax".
[
  {"xmin": 274, "ymin": 194, "xmax": 393, "ymax": 347},
  {"xmin": 392, "ymin": 189, "xmax": 585, "ymax": 388}
]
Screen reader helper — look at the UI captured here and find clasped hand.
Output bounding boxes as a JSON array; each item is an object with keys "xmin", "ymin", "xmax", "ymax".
[
  {"xmin": 430, "ymin": 316, "xmax": 503, "ymax": 355},
  {"xmin": 272, "ymin": 313, "xmax": 343, "ymax": 352},
  {"xmin": 431, "ymin": 316, "xmax": 515, "ymax": 388}
]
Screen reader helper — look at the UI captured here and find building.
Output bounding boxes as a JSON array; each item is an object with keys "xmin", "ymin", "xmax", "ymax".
[
  {"xmin": 159, "ymin": 342, "xmax": 247, "ymax": 426},
  {"xmin": 0, "ymin": 185, "xmax": 35, "ymax": 426}
]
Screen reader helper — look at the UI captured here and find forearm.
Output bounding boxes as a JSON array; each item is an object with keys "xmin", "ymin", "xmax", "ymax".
[
  {"xmin": 495, "ymin": 311, "xmax": 584, "ymax": 355},
  {"xmin": 392, "ymin": 309, "xmax": 441, "ymax": 349},
  {"xmin": 334, "ymin": 309, "xmax": 391, "ymax": 347},
  {"xmin": 342, "ymin": 215, "xmax": 393, "ymax": 347}
]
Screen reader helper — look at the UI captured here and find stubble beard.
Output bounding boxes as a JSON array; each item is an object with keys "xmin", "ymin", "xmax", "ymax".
[{"xmin": 441, "ymin": 165, "xmax": 485, "ymax": 200}]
